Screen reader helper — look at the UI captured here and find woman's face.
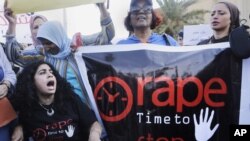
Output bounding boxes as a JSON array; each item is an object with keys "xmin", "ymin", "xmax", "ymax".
[
  {"xmin": 210, "ymin": 3, "xmax": 231, "ymax": 33},
  {"xmin": 32, "ymin": 18, "xmax": 46, "ymax": 37},
  {"xmin": 39, "ymin": 38, "xmax": 60, "ymax": 55},
  {"xmin": 34, "ymin": 64, "xmax": 57, "ymax": 96},
  {"xmin": 130, "ymin": 1, "xmax": 152, "ymax": 30}
]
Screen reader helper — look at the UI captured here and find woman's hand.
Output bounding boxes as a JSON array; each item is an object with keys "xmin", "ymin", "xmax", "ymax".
[
  {"xmin": 96, "ymin": 2, "xmax": 109, "ymax": 20},
  {"xmin": 88, "ymin": 121, "xmax": 102, "ymax": 141},
  {"xmin": 11, "ymin": 125, "xmax": 24, "ymax": 141},
  {"xmin": 4, "ymin": 0, "xmax": 16, "ymax": 25},
  {"xmin": 0, "ymin": 83, "xmax": 8, "ymax": 99},
  {"xmin": 4, "ymin": 0, "xmax": 17, "ymax": 36}
]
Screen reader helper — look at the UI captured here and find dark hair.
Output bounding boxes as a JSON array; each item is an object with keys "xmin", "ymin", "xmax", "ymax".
[
  {"xmin": 217, "ymin": 1, "xmax": 240, "ymax": 32},
  {"xmin": 124, "ymin": 10, "xmax": 158, "ymax": 32},
  {"xmin": 178, "ymin": 31, "xmax": 183, "ymax": 38},
  {"xmin": 11, "ymin": 61, "xmax": 75, "ymax": 117}
]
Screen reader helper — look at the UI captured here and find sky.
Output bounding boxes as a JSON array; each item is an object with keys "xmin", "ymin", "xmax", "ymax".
[{"xmin": 0, "ymin": 0, "xmax": 160, "ymax": 43}]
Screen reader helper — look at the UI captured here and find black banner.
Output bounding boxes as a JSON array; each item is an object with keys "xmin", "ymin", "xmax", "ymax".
[{"xmin": 75, "ymin": 43, "xmax": 245, "ymax": 141}]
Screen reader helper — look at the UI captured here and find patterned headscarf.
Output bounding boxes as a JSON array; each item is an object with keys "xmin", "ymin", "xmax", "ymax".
[
  {"xmin": 29, "ymin": 14, "xmax": 48, "ymax": 46},
  {"xmin": 36, "ymin": 21, "xmax": 71, "ymax": 59}
]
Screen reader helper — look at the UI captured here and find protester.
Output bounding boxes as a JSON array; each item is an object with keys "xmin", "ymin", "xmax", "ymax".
[
  {"xmin": 4, "ymin": 2, "xmax": 114, "ymax": 101},
  {"xmin": 0, "ymin": 44, "xmax": 17, "ymax": 141},
  {"xmin": 4, "ymin": 3, "xmax": 113, "ymax": 140},
  {"xmin": 4, "ymin": 2, "xmax": 115, "ymax": 72},
  {"xmin": 192, "ymin": 3, "xmax": 242, "ymax": 141},
  {"xmin": 5, "ymin": 13, "xmax": 48, "ymax": 55},
  {"xmin": 36, "ymin": 21, "xmax": 90, "ymax": 106},
  {"xmin": 177, "ymin": 30, "xmax": 184, "ymax": 46},
  {"xmin": 117, "ymin": 0, "xmax": 177, "ymax": 46},
  {"xmin": 198, "ymin": 1, "xmax": 240, "ymax": 45},
  {"xmin": 4, "ymin": 0, "xmax": 48, "ymax": 73},
  {"xmin": 24, "ymin": 14, "xmax": 48, "ymax": 55},
  {"xmin": 11, "ymin": 61, "xmax": 102, "ymax": 141}
]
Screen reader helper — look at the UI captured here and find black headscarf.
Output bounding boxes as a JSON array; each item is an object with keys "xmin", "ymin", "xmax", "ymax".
[{"xmin": 218, "ymin": 1, "xmax": 240, "ymax": 32}]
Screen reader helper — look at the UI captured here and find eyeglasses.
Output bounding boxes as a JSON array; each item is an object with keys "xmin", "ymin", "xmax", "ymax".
[{"xmin": 130, "ymin": 7, "xmax": 152, "ymax": 15}]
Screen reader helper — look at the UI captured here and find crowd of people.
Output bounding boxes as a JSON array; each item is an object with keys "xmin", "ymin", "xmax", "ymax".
[{"xmin": 0, "ymin": 0, "xmax": 249, "ymax": 140}]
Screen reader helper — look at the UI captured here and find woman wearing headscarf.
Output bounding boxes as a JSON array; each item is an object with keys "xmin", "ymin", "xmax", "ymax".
[
  {"xmin": 11, "ymin": 20, "xmax": 107, "ymax": 141},
  {"xmin": 198, "ymin": 1, "xmax": 240, "ymax": 45},
  {"xmin": 3, "ymin": 2, "xmax": 115, "ymax": 72},
  {"xmin": 35, "ymin": 21, "xmax": 91, "ymax": 105},
  {"xmin": 4, "ymin": 3, "xmax": 113, "ymax": 139},
  {"xmin": 4, "ymin": 4, "xmax": 48, "ymax": 73},
  {"xmin": 5, "ymin": 13, "xmax": 47, "ymax": 55},
  {"xmin": 22, "ymin": 15, "xmax": 48, "ymax": 55},
  {"xmin": 193, "ymin": 2, "xmax": 242, "ymax": 140}
]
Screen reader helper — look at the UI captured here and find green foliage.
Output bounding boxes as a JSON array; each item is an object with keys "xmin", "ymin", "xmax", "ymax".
[{"xmin": 154, "ymin": 0, "xmax": 209, "ymax": 37}]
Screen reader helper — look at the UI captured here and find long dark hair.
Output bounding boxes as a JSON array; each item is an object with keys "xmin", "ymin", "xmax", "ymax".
[{"xmin": 11, "ymin": 61, "xmax": 75, "ymax": 117}]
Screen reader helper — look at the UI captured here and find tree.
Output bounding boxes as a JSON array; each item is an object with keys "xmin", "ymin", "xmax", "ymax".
[{"xmin": 154, "ymin": 0, "xmax": 209, "ymax": 37}]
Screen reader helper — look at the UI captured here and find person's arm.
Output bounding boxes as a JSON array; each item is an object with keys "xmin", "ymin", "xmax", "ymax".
[
  {"xmin": 0, "ymin": 47, "xmax": 16, "ymax": 98},
  {"xmin": 96, "ymin": 3, "xmax": 109, "ymax": 21},
  {"xmin": 3, "ymin": 1, "xmax": 44, "ymax": 68},
  {"xmin": 11, "ymin": 125, "xmax": 24, "ymax": 141},
  {"xmin": 4, "ymin": 0, "xmax": 16, "ymax": 38},
  {"xmin": 4, "ymin": 37, "xmax": 44, "ymax": 69},
  {"xmin": 73, "ymin": 94, "xmax": 103, "ymax": 140},
  {"xmin": 81, "ymin": 3, "xmax": 115, "ymax": 46}
]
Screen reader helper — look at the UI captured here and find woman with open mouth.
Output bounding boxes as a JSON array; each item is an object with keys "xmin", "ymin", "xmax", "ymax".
[
  {"xmin": 10, "ymin": 61, "xmax": 102, "ymax": 141},
  {"xmin": 198, "ymin": 1, "xmax": 240, "ymax": 45},
  {"xmin": 117, "ymin": 0, "xmax": 178, "ymax": 46}
]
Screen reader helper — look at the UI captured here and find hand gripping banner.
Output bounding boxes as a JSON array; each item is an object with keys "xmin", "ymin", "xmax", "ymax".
[{"xmin": 75, "ymin": 43, "xmax": 250, "ymax": 141}]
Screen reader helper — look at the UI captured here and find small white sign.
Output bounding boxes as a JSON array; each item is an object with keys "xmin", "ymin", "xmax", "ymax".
[{"xmin": 183, "ymin": 24, "xmax": 213, "ymax": 46}]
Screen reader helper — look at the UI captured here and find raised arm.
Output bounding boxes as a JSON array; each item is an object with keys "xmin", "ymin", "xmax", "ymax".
[
  {"xmin": 3, "ymin": 2, "xmax": 44, "ymax": 68},
  {"xmin": 4, "ymin": 1, "xmax": 16, "ymax": 37},
  {"xmin": 0, "ymin": 46, "xmax": 16, "ymax": 98},
  {"xmin": 81, "ymin": 3, "xmax": 115, "ymax": 46}
]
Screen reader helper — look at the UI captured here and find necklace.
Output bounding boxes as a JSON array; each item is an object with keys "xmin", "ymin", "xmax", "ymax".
[{"xmin": 39, "ymin": 103, "xmax": 55, "ymax": 116}]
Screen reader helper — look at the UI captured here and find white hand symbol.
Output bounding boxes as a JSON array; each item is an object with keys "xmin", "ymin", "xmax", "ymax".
[
  {"xmin": 193, "ymin": 107, "xmax": 219, "ymax": 141},
  {"xmin": 65, "ymin": 125, "xmax": 75, "ymax": 137}
]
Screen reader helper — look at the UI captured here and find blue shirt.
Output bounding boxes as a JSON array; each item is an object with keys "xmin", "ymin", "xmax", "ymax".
[
  {"xmin": 117, "ymin": 33, "xmax": 178, "ymax": 46},
  {"xmin": 66, "ymin": 66, "xmax": 87, "ymax": 104}
]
